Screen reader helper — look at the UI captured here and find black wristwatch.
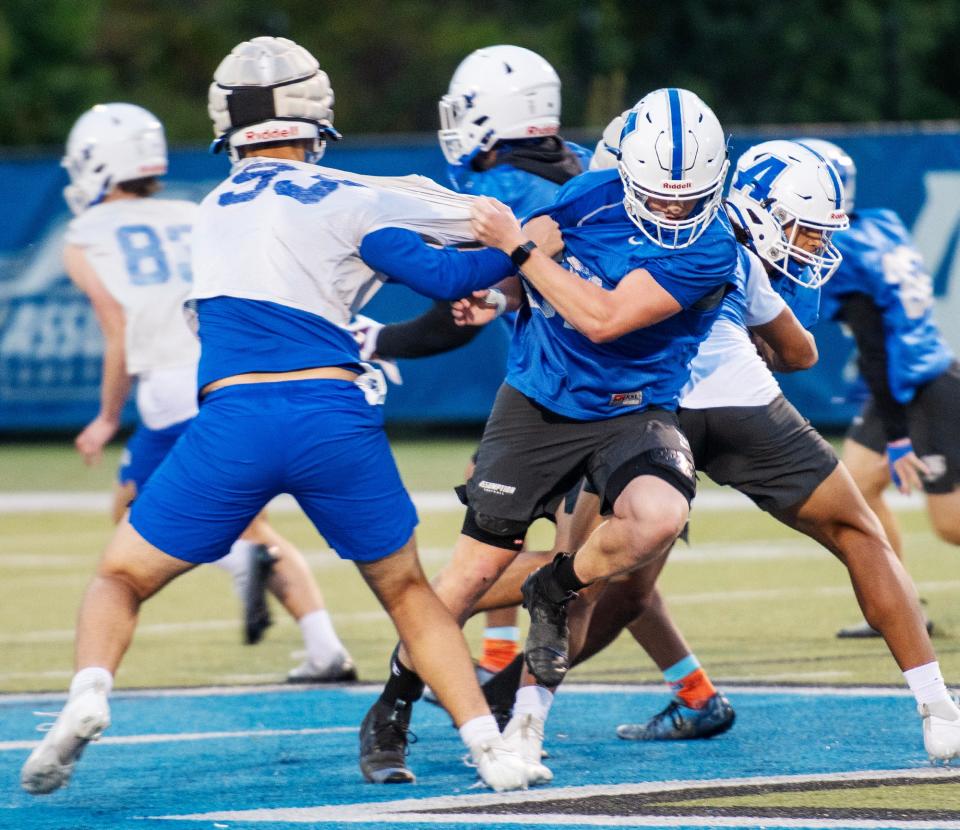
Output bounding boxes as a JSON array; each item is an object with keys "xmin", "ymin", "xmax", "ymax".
[{"xmin": 510, "ymin": 240, "xmax": 538, "ymax": 268}]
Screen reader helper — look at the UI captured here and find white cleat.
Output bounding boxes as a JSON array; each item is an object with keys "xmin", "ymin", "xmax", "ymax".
[
  {"xmin": 920, "ymin": 696, "xmax": 960, "ymax": 762},
  {"xmin": 468, "ymin": 737, "xmax": 529, "ymax": 792},
  {"xmin": 502, "ymin": 713, "xmax": 553, "ymax": 785},
  {"xmin": 21, "ymin": 686, "xmax": 111, "ymax": 795}
]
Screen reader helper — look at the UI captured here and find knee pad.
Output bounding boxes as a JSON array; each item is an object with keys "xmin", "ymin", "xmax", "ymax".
[
  {"xmin": 605, "ymin": 447, "xmax": 697, "ymax": 509},
  {"xmin": 461, "ymin": 508, "xmax": 526, "ymax": 551}
]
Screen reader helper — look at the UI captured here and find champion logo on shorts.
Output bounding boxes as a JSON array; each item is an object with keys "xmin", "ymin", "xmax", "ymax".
[
  {"xmin": 609, "ymin": 390, "xmax": 643, "ymax": 406},
  {"xmin": 921, "ymin": 454, "xmax": 947, "ymax": 481},
  {"xmin": 478, "ymin": 480, "xmax": 517, "ymax": 496}
]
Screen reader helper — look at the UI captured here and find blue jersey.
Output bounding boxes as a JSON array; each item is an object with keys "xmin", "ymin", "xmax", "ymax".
[
  {"xmin": 446, "ymin": 141, "xmax": 593, "ymax": 220},
  {"xmin": 508, "ymin": 169, "xmax": 739, "ymax": 420},
  {"xmin": 820, "ymin": 208, "xmax": 953, "ymax": 403},
  {"xmin": 770, "ymin": 273, "xmax": 820, "ymax": 331}
]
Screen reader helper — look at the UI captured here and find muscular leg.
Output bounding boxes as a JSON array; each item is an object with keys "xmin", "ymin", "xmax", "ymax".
[
  {"xmin": 927, "ymin": 489, "xmax": 960, "ymax": 546},
  {"xmin": 75, "ymin": 518, "xmax": 196, "ymax": 671},
  {"xmin": 842, "ymin": 438, "xmax": 902, "ymax": 558},
  {"xmin": 773, "ymin": 464, "xmax": 933, "ymax": 670},
  {"xmin": 571, "ymin": 477, "xmax": 688, "ymax": 584},
  {"xmin": 110, "ymin": 481, "xmax": 138, "ymax": 525}
]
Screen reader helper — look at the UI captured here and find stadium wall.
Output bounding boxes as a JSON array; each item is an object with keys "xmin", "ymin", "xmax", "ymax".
[{"xmin": 2, "ymin": 126, "xmax": 959, "ymax": 430}]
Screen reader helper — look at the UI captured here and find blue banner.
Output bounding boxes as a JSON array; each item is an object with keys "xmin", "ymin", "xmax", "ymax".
[{"xmin": 2, "ymin": 129, "xmax": 960, "ymax": 431}]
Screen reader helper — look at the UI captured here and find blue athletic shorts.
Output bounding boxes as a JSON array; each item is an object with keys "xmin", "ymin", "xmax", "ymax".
[
  {"xmin": 118, "ymin": 419, "xmax": 193, "ymax": 492},
  {"xmin": 129, "ymin": 379, "xmax": 418, "ymax": 564}
]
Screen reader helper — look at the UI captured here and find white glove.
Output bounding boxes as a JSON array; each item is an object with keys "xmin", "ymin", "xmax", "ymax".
[{"xmin": 346, "ymin": 315, "xmax": 402, "ymax": 385}]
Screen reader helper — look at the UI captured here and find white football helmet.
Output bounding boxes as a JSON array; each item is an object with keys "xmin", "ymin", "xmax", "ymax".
[
  {"xmin": 62, "ymin": 103, "xmax": 167, "ymax": 215},
  {"xmin": 208, "ymin": 36, "xmax": 339, "ymax": 163},
  {"xmin": 794, "ymin": 138, "xmax": 857, "ymax": 212},
  {"xmin": 618, "ymin": 88, "xmax": 729, "ymax": 249},
  {"xmin": 726, "ymin": 139, "xmax": 849, "ymax": 288},
  {"xmin": 588, "ymin": 110, "xmax": 626, "ymax": 171},
  {"xmin": 438, "ymin": 45, "xmax": 561, "ymax": 165}
]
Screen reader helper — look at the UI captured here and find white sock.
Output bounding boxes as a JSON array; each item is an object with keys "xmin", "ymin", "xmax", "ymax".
[
  {"xmin": 513, "ymin": 685, "xmax": 554, "ymax": 722},
  {"xmin": 213, "ymin": 540, "xmax": 259, "ymax": 597},
  {"xmin": 904, "ymin": 661, "xmax": 950, "ymax": 705},
  {"xmin": 69, "ymin": 667, "xmax": 113, "ymax": 700},
  {"xmin": 299, "ymin": 609, "xmax": 346, "ymax": 668},
  {"xmin": 459, "ymin": 714, "xmax": 502, "ymax": 749}
]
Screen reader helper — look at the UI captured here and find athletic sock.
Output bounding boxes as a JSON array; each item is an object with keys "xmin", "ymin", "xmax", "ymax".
[
  {"xmin": 213, "ymin": 539, "xmax": 260, "ymax": 597},
  {"xmin": 459, "ymin": 714, "xmax": 502, "ymax": 748},
  {"xmin": 664, "ymin": 654, "xmax": 716, "ymax": 709},
  {"xmin": 482, "ymin": 653, "xmax": 525, "ymax": 710},
  {"xmin": 298, "ymin": 609, "xmax": 346, "ymax": 669},
  {"xmin": 480, "ymin": 626, "xmax": 520, "ymax": 673},
  {"xmin": 69, "ymin": 667, "xmax": 113, "ymax": 700},
  {"xmin": 552, "ymin": 552, "xmax": 587, "ymax": 594},
  {"xmin": 513, "ymin": 684, "xmax": 554, "ymax": 722},
  {"xmin": 379, "ymin": 644, "xmax": 425, "ymax": 707},
  {"xmin": 904, "ymin": 661, "xmax": 951, "ymax": 706}
]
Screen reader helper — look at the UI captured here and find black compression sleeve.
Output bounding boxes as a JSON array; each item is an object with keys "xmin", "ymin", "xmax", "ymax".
[
  {"xmin": 375, "ymin": 300, "xmax": 485, "ymax": 359},
  {"xmin": 840, "ymin": 293, "xmax": 909, "ymax": 442}
]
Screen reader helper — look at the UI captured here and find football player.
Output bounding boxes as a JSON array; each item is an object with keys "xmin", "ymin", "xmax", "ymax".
[
  {"xmin": 804, "ymin": 138, "xmax": 960, "ymax": 638},
  {"xmin": 59, "ymin": 102, "xmax": 355, "ymax": 681},
  {"xmin": 21, "ymin": 37, "xmax": 531, "ymax": 796},
  {"xmin": 358, "ymin": 87, "xmax": 740, "ymax": 786}
]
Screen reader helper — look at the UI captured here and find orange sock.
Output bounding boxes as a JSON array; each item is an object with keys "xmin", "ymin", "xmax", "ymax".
[
  {"xmin": 480, "ymin": 638, "xmax": 519, "ymax": 673},
  {"xmin": 671, "ymin": 667, "xmax": 717, "ymax": 709}
]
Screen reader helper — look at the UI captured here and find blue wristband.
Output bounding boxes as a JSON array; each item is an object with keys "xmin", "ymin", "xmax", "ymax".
[{"xmin": 886, "ymin": 439, "xmax": 913, "ymax": 489}]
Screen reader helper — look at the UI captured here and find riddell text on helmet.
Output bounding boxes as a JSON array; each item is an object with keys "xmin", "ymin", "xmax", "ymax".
[
  {"xmin": 244, "ymin": 125, "xmax": 301, "ymax": 142},
  {"xmin": 661, "ymin": 180, "xmax": 693, "ymax": 190}
]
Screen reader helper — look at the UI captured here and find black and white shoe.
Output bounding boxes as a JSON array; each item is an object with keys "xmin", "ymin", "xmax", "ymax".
[
  {"xmin": 521, "ymin": 566, "xmax": 575, "ymax": 688},
  {"xmin": 359, "ymin": 700, "xmax": 417, "ymax": 784}
]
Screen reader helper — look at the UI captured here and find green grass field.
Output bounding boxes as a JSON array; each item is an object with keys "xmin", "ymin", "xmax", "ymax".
[{"xmin": 1, "ymin": 439, "xmax": 957, "ymax": 694}]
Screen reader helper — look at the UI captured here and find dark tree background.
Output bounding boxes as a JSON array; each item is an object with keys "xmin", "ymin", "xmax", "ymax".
[{"xmin": 1, "ymin": 0, "xmax": 958, "ymax": 148}]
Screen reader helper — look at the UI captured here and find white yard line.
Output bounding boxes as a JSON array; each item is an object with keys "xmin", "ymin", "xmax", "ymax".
[
  {"xmin": 152, "ymin": 767, "xmax": 960, "ymax": 827},
  {"xmin": 0, "ymin": 488, "xmax": 928, "ymax": 514},
  {"xmin": 0, "ymin": 725, "xmax": 356, "ymax": 752}
]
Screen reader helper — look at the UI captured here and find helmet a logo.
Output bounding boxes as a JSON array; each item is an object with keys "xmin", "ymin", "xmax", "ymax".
[{"xmin": 733, "ymin": 156, "xmax": 788, "ymax": 202}]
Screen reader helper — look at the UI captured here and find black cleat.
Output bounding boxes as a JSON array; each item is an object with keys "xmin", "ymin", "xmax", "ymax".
[
  {"xmin": 359, "ymin": 700, "xmax": 417, "ymax": 784},
  {"xmin": 243, "ymin": 544, "xmax": 276, "ymax": 645},
  {"xmin": 521, "ymin": 566, "xmax": 575, "ymax": 688}
]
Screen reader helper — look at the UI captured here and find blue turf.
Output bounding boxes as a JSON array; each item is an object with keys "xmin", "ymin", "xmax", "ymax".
[{"xmin": 0, "ymin": 686, "xmax": 929, "ymax": 830}]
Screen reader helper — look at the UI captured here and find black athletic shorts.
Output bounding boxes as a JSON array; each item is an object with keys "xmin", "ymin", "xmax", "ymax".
[
  {"xmin": 847, "ymin": 362, "xmax": 960, "ymax": 494},
  {"xmin": 464, "ymin": 383, "xmax": 696, "ymax": 541},
  {"xmin": 679, "ymin": 394, "xmax": 838, "ymax": 514},
  {"xmin": 846, "ymin": 398, "xmax": 887, "ymax": 455}
]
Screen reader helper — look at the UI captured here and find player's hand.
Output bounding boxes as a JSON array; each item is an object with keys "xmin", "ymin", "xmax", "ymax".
[
  {"xmin": 886, "ymin": 439, "xmax": 929, "ymax": 494},
  {"xmin": 346, "ymin": 314, "xmax": 384, "ymax": 361},
  {"xmin": 75, "ymin": 415, "xmax": 119, "ymax": 466},
  {"xmin": 451, "ymin": 290, "xmax": 501, "ymax": 327},
  {"xmin": 522, "ymin": 216, "xmax": 563, "ymax": 258},
  {"xmin": 471, "ymin": 197, "xmax": 526, "ymax": 254}
]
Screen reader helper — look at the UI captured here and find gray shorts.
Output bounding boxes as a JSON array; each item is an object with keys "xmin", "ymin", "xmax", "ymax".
[
  {"xmin": 680, "ymin": 394, "xmax": 838, "ymax": 513},
  {"xmin": 464, "ymin": 383, "xmax": 696, "ymax": 541}
]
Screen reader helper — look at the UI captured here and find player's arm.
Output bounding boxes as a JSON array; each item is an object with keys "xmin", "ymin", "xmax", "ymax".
[
  {"xmin": 358, "ymin": 226, "xmax": 515, "ymax": 301},
  {"xmin": 471, "ymin": 197, "xmax": 680, "ymax": 343},
  {"xmin": 64, "ymin": 243, "xmax": 132, "ymax": 465},
  {"xmin": 750, "ymin": 308, "xmax": 818, "ymax": 372},
  {"xmin": 374, "ymin": 301, "xmax": 485, "ymax": 359}
]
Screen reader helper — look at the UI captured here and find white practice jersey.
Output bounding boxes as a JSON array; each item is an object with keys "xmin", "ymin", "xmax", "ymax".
[
  {"xmin": 67, "ymin": 198, "xmax": 200, "ymax": 378},
  {"xmin": 190, "ymin": 158, "xmax": 477, "ymax": 324},
  {"xmin": 681, "ymin": 248, "xmax": 786, "ymax": 409}
]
